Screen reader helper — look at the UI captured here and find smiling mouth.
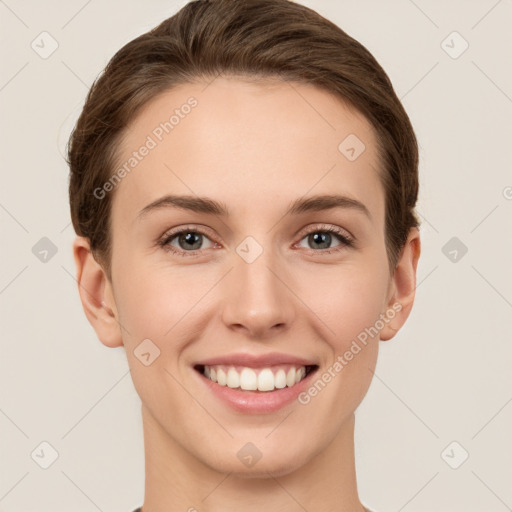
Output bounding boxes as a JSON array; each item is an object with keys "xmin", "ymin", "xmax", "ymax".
[{"xmin": 194, "ymin": 364, "xmax": 319, "ymax": 392}]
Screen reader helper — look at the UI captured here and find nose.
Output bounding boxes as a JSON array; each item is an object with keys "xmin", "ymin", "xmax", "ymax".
[{"xmin": 220, "ymin": 247, "xmax": 296, "ymax": 339}]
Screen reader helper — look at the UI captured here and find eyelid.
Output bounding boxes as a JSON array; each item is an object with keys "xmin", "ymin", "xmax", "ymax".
[
  {"xmin": 159, "ymin": 224, "xmax": 218, "ymax": 242},
  {"xmin": 295, "ymin": 222, "xmax": 354, "ymax": 243}
]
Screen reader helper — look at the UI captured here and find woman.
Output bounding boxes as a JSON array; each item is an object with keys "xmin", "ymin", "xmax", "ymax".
[{"xmin": 67, "ymin": 1, "xmax": 421, "ymax": 510}]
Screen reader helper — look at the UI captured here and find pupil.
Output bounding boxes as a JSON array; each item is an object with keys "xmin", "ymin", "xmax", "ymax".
[
  {"xmin": 181, "ymin": 232, "xmax": 201, "ymax": 250},
  {"xmin": 310, "ymin": 232, "xmax": 330, "ymax": 249}
]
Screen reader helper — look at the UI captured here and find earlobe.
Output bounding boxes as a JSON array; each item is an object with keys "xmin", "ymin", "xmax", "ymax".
[
  {"xmin": 72, "ymin": 236, "xmax": 123, "ymax": 348},
  {"xmin": 380, "ymin": 228, "xmax": 421, "ymax": 341}
]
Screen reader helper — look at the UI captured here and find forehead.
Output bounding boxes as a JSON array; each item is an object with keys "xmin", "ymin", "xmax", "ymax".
[{"xmin": 110, "ymin": 76, "xmax": 384, "ymax": 227}]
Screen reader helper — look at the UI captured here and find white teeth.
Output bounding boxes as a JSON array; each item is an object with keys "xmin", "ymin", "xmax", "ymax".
[
  {"xmin": 240, "ymin": 367, "xmax": 258, "ymax": 390},
  {"xmin": 202, "ymin": 364, "xmax": 310, "ymax": 392},
  {"xmin": 286, "ymin": 367, "xmax": 296, "ymax": 387},
  {"xmin": 274, "ymin": 369, "xmax": 287, "ymax": 389},
  {"xmin": 217, "ymin": 368, "xmax": 227, "ymax": 386},
  {"xmin": 226, "ymin": 368, "xmax": 240, "ymax": 388},
  {"xmin": 257, "ymin": 369, "xmax": 275, "ymax": 391}
]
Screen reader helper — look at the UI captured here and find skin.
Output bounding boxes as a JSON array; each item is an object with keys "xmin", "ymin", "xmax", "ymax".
[{"xmin": 73, "ymin": 76, "xmax": 420, "ymax": 512}]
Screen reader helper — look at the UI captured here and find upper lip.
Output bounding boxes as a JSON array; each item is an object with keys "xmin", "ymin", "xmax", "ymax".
[{"xmin": 194, "ymin": 352, "xmax": 318, "ymax": 368}]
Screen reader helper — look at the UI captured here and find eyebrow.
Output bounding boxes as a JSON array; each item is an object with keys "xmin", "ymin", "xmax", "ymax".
[{"xmin": 136, "ymin": 193, "xmax": 371, "ymax": 221}]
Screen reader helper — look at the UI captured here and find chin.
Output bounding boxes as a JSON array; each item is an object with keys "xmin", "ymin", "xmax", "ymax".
[{"xmin": 203, "ymin": 444, "xmax": 313, "ymax": 479}]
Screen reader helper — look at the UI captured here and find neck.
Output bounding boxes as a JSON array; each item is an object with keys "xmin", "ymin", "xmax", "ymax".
[{"xmin": 141, "ymin": 406, "xmax": 365, "ymax": 512}]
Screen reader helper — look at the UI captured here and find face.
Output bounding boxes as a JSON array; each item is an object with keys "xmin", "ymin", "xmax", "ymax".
[{"xmin": 93, "ymin": 76, "xmax": 411, "ymax": 476}]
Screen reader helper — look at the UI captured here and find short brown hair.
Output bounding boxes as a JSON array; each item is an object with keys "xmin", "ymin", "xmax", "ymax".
[{"xmin": 67, "ymin": 0, "xmax": 419, "ymax": 279}]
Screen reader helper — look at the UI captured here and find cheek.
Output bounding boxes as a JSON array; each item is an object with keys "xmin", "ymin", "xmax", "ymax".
[
  {"xmin": 112, "ymin": 262, "xmax": 200, "ymax": 409},
  {"xmin": 298, "ymin": 261, "xmax": 389, "ymax": 347},
  {"xmin": 114, "ymin": 267, "xmax": 197, "ymax": 342}
]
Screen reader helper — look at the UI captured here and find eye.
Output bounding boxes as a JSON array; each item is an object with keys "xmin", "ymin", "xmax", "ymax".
[
  {"xmin": 158, "ymin": 226, "xmax": 217, "ymax": 257},
  {"xmin": 157, "ymin": 223, "xmax": 355, "ymax": 258},
  {"xmin": 295, "ymin": 224, "xmax": 354, "ymax": 254}
]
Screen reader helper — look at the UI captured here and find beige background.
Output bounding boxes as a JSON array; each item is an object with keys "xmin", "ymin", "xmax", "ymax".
[{"xmin": 1, "ymin": 0, "xmax": 511, "ymax": 511}]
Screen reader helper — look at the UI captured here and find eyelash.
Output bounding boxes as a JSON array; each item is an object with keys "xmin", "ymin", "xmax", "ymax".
[{"xmin": 157, "ymin": 224, "xmax": 355, "ymax": 258}]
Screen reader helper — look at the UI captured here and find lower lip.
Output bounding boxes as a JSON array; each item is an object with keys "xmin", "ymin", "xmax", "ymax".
[{"xmin": 194, "ymin": 367, "xmax": 317, "ymax": 414}]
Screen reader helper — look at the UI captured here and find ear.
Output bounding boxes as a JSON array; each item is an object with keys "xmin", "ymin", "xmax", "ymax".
[
  {"xmin": 72, "ymin": 236, "xmax": 123, "ymax": 348},
  {"xmin": 380, "ymin": 227, "xmax": 421, "ymax": 341}
]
